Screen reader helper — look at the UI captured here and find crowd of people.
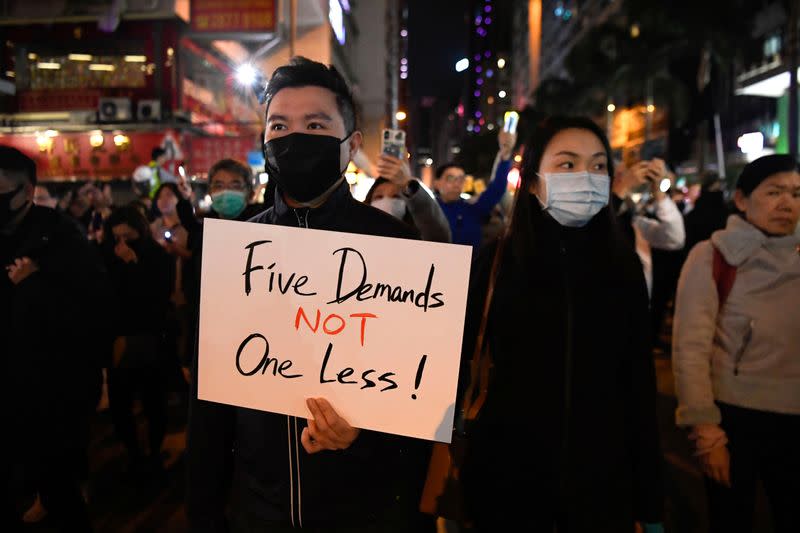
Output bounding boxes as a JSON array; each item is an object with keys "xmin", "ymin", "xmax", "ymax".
[{"xmin": 1, "ymin": 56, "xmax": 798, "ymax": 533}]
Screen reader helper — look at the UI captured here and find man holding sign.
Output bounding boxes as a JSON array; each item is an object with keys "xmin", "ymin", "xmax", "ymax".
[{"xmin": 187, "ymin": 58, "xmax": 467, "ymax": 532}]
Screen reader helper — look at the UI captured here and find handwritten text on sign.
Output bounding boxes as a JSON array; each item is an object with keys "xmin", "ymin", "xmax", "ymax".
[{"xmin": 198, "ymin": 219, "xmax": 472, "ymax": 442}]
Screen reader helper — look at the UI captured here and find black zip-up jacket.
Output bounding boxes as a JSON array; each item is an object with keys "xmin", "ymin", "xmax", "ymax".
[{"xmin": 186, "ymin": 183, "xmax": 431, "ymax": 531}]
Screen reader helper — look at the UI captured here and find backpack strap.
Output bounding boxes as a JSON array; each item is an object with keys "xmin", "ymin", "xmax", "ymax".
[
  {"xmin": 461, "ymin": 190, "xmax": 522, "ymax": 423},
  {"xmin": 712, "ymin": 245, "xmax": 736, "ymax": 308},
  {"xmin": 461, "ymin": 234, "xmax": 505, "ymax": 423}
]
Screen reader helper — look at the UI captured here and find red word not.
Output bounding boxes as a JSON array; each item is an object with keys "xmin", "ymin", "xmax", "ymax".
[{"xmin": 294, "ymin": 307, "xmax": 378, "ymax": 347}]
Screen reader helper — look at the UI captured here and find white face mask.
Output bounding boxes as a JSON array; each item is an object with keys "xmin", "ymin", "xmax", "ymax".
[
  {"xmin": 537, "ymin": 171, "xmax": 610, "ymax": 227},
  {"xmin": 371, "ymin": 197, "xmax": 407, "ymax": 219}
]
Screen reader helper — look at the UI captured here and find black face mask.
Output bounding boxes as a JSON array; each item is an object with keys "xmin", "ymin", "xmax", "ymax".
[
  {"xmin": 0, "ymin": 185, "xmax": 27, "ymax": 226},
  {"xmin": 264, "ymin": 132, "xmax": 350, "ymax": 204}
]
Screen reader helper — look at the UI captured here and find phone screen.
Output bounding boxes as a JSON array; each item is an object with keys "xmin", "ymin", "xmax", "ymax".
[
  {"xmin": 503, "ymin": 111, "xmax": 519, "ymax": 134},
  {"xmin": 381, "ymin": 129, "xmax": 406, "ymax": 159}
]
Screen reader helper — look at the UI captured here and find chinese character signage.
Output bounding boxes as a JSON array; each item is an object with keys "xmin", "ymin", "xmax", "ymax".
[{"xmin": 191, "ymin": 0, "xmax": 277, "ymax": 33}]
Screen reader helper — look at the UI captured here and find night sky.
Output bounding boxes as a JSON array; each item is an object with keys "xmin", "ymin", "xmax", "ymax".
[{"xmin": 407, "ymin": 0, "xmax": 469, "ymax": 103}]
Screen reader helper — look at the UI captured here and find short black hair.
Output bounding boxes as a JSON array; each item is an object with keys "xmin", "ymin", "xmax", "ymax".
[
  {"xmin": 736, "ymin": 154, "xmax": 800, "ymax": 196},
  {"xmin": 434, "ymin": 162, "xmax": 464, "ymax": 180},
  {"xmin": 0, "ymin": 145, "xmax": 37, "ymax": 186},
  {"xmin": 262, "ymin": 56, "xmax": 357, "ymax": 133},
  {"xmin": 208, "ymin": 158, "xmax": 253, "ymax": 191},
  {"xmin": 152, "ymin": 147, "xmax": 166, "ymax": 160}
]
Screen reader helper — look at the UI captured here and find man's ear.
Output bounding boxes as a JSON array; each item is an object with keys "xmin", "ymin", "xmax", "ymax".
[{"xmin": 348, "ymin": 131, "xmax": 363, "ymax": 159}]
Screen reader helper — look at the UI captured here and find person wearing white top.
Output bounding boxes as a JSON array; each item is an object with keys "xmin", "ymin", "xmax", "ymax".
[
  {"xmin": 612, "ymin": 157, "xmax": 686, "ymax": 296},
  {"xmin": 672, "ymin": 154, "xmax": 800, "ymax": 533}
]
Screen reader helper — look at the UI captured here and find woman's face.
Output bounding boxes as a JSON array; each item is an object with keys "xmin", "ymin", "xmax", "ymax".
[
  {"xmin": 112, "ymin": 223, "xmax": 140, "ymax": 244},
  {"xmin": 531, "ymin": 128, "xmax": 609, "ymax": 199},
  {"xmin": 156, "ymin": 187, "xmax": 178, "ymax": 214},
  {"xmin": 371, "ymin": 181, "xmax": 402, "ymax": 202},
  {"xmin": 734, "ymin": 171, "xmax": 800, "ymax": 236}
]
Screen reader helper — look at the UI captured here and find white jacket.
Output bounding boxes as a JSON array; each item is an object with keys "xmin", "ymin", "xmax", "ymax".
[
  {"xmin": 672, "ymin": 215, "xmax": 800, "ymax": 426},
  {"xmin": 633, "ymin": 197, "xmax": 686, "ymax": 296}
]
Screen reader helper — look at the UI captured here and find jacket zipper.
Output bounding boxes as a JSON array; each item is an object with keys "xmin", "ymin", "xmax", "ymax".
[
  {"xmin": 558, "ymin": 241, "xmax": 574, "ymax": 514},
  {"xmin": 287, "ymin": 208, "xmax": 309, "ymax": 527},
  {"xmin": 293, "ymin": 208, "xmax": 310, "ymax": 229},
  {"xmin": 733, "ymin": 320, "xmax": 754, "ymax": 376},
  {"xmin": 286, "ymin": 418, "xmax": 296, "ymax": 527}
]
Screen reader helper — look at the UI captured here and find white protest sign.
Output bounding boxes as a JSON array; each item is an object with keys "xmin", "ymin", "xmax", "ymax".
[{"xmin": 198, "ymin": 218, "xmax": 472, "ymax": 443}]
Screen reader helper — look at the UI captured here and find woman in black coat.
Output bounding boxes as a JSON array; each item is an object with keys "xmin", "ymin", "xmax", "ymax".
[
  {"xmin": 102, "ymin": 205, "xmax": 174, "ymax": 475},
  {"xmin": 460, "ymin": 116, "xmax": 664, "ymax": 532}
]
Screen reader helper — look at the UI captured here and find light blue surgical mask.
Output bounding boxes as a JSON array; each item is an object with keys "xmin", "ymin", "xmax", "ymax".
[
  {"xmin": 537, "ymin": 171, "xmax": 610, "ymax": 227},
  {"xmin": 211, "ymin": 190, "xmax": 247, "ymax": 219},
  {"xmin": 371, "ymin": 197, "xmax": 407, "ymax": 219}
]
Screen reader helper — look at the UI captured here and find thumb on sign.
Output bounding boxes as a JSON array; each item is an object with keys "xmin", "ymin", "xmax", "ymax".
[{"xmin": 301, "ymin": 397, "xmax": 361, "ymax": 454}]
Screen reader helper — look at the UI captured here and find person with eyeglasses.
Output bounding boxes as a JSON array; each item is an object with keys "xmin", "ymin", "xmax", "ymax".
[
  {"xmin": 180, "ymin": 160, "xmax": 266, "ymax": 391},
  {"xmin": 431, "ymin": 129, "xmax": 515, "ymax": 250},
  {"xmin": 205, "ymin": 159, "xmax": 265, "ymax": 222}
]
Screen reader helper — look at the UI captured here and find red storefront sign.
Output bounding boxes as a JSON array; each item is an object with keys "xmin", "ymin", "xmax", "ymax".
[
  {"xmin": 186, "ymin": 136, "xmax": 258, "ymax": 174},
  {"xmin": 191, "ymin": 0, "xmax": 277, "ymax": 32},
  {"xmin": 0, "ymin": 131, "xmax": 257, "ymax": 179},
  {"xmin": 19, "ymin": 89, "xmax": 104, "ymax": 112},
  {"xmin": 0, "ymin": 131, "xmax": 178, "ymax": 180}
]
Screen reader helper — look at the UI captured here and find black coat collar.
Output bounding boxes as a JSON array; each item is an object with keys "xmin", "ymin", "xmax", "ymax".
[{"xmin": 271, "ymin": 181, "xmax": 352, "ymax": 227}]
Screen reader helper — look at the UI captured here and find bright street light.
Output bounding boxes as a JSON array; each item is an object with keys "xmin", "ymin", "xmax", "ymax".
[
  {"xmin": 396, "ymin": 110, "xmax": 407, "ymax": 121},
  {"xmin": 235, "ymin": 63, "xmax": 258, "ymax": 86},
  {"xmin": 497, "ymin": 58, "xmax": 506, "ymax": 69},
  {"xmin": 498, "ymin": 90, "xmax": 507, "ymax": 98},
  {"xmin": 455, "ymin": 58, "xmax": 469, "ymax": 72},
  {"xmin": 607, "ymin": 103, "xmax": 616, "ymax": 112},
  {"xmin": 737, "ymin": 132, "xmax": 764, "ymax": 154}
]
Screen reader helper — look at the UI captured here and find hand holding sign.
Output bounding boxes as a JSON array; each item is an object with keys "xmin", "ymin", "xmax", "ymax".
[
  {"xmin": 199, "ymin": 219, "xmax": 471, "ymax": 442},
  {"xmin": 302, "ymin": 397, "xmax": 360, "ymax": 453}
]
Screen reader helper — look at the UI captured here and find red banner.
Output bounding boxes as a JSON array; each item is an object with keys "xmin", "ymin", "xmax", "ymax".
[
  {"xmin": 191, "ymin": 0, "xmax": 276, "ymax": 32},
  {"xmin": 0, "ymin": 131, "xmax": 258, "ymax": 179},
  {"xmin": 0, "ymin": 131, "xmax": 178, "ymax": 180},
  {"xmin": 19, "ymin": 90, "xmax": 104, "ymax": 112},
  {"xmin": 186, "ymin": 136, "xmax": 258, "ymax": 174}
]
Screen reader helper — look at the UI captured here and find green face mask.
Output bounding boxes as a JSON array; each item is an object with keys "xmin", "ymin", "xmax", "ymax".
[{"xmin": 211, "ymin": 190, "xmax": 247, "ymax": 219}]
